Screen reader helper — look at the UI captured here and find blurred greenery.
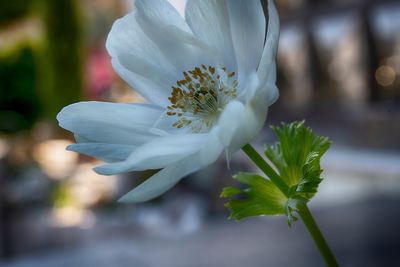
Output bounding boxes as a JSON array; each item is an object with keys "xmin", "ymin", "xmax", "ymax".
[
  {"xmin": 0, "ymin": 0, "xmax": 83, "ymax": 132},
  {"xmin": 52, "ymin": 184, "xmax": 75, "ymax": 208},
  {"xmin": 38, "ymin": 0, "xmax": 83, "ymax": 119},
  {"xmin": 0, "ymin": 0, "xmax": 34, "ymax": 25},
  {"xmin": 0, "ymin": 47, "xmax": 40, "ymax": 132}
]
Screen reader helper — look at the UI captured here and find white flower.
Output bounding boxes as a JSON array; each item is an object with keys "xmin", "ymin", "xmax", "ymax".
[{"xmin": 57, "ymin": 0, "xmax": 280, "ymax": 202}]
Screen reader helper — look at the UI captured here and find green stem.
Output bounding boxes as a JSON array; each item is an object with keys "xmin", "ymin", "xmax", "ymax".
[
  {"xmin": 241, "ymin": 144, "xmax": 338, "ymax": 267},
  {"xmin": 298, "ymin": 205, "xmax": 339, "ymax": 267},
  {"xmin": 242, "ymin": 144, "xmax": 289, "ymax": 197}
]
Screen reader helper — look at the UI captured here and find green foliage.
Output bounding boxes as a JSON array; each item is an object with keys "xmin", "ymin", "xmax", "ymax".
[
  {"xmin": 0, "ymin": 0, "xmax": 34, "ymax": 25},
  {"xmin": 0, "ymin": 47, "xmax": 41, "ymax": 132},
  {"xmin": 222, "ymin": 121, "xmax": 331, "ymax": 225},
  {"xmin": 265, "ymin": 121, "xmax": 331, "ymax": 188},
  {"xmin": 37, "ymin": 0, "xmax": 83, "ymax": 118},
  {"xmin": 0, "ymin": 0, "xmax": 83, "ymax": 128},
  {"xmin": 221, "ymin": 173, "xmax": 286, "ymax": 220},
  {"xmin": 52, "ymin": 183, "xmax": 75, "ymax": 208}
]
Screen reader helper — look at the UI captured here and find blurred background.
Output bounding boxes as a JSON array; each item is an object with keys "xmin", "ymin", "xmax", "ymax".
[{"xmin": 0, "ymin": 0, "xmax": 399, "ymax": 266}]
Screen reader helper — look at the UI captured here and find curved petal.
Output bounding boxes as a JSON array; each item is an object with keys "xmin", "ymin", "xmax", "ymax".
[
  {"xmin": 117, "ymin": 53, "xmax": 175, "ymax": 90},
  {"xmin": 227, "ymin": 105, "xmax": 266, "ymax": 154},
  {"xmin": 243, "ymin": 69, "xmax": 279, "ymax": 107},
  {"xmin": 254, "ymin": 0, "xmax": 281, "ymax": 107},
  {"xmin": 199, "ymin": 125, "xmax": 224, "ymax": 165},
  {"xmin": 94, "ymin": 134, "xmax": 207, "ymax": 175},
  {"xmin": 226, "ymin": 0, "xmax": 266, "ymax": 89},
  {"xmin": 118, "ymin": 154, "xmax": 203, "ymax": 203},
  {"xmin": 218, "ymin": 101, "xmax": 246, "ymax": 147},
  {"xmin": 257, "ymin": 0, "xmax": 280, "ymax": 85},
  {"xmin": 218, "ymin": 82, "xmax": 270, "ymax": 154},
  {"xmin": 67, "ymin": 143, "xmax": 136, "ymax": 163},
  {"xmin": 106, "ymin": 12, "xmax": 177, "ymax": 105},
  {"xmin": 57, "ymin": 102, "xmax": 165, "ymax": 145},
  {"xmin": 255, "ymin": 80, "xmax": 279, "ymax": 107},
  {"xmin": 236, "ymin": 76, "xmax": 272, "ymax": 152},
  {"xmin": 111, "ymin": 58, "xmax": 171, "ymax": 106},
  {"xmin": 135, "ymin": 0, "xmax": 191, "ymax": 33},
  {"xmin": 135, "ymin": 0, "xmax": 215, "ymax": 71},
  {"xmin": 106, "ymin": 12, "xmax": 173, "ymax": 70},
  {"xmin": 185, "ymin": 0, "xmax": 236, "ymax": 71}
]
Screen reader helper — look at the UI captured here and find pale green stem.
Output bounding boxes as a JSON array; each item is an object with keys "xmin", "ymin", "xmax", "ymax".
[
  {"xmin": 241, "ymin": 144, "xmax": 339, "ymax": 267},
  {"xmin": 297, "ymin": 205, "xmax": 339, "ymax": 267},
  {"xmin": 241, "ymin": 144, "xmax": 289, "ymax": 197}
]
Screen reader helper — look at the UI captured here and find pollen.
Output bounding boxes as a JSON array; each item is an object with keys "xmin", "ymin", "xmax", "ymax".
[{"xmin": 167, "ymin": 65, "xmax": 237, "ymax": 132}]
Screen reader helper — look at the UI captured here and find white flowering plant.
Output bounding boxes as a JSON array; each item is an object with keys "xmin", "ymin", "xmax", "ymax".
[{"xmin": 57, "ymin": 0, "xmax": 338, "ymax": 266}]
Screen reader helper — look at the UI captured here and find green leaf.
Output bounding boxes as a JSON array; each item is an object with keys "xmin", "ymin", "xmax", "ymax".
[
  {"xmin": 221, "ymin": 121, "xmax": 331, "ymax": 225},
  {"xmin": 265, "ymin": 121, "xmax": 330, "ymax": 195},
  {"xmin": 220, "ymin": 186, "xmax": 243, "ymax": 198},
  {"xmin": 223, "ymin": 173, "xmax": 286, "ymax": 220}
]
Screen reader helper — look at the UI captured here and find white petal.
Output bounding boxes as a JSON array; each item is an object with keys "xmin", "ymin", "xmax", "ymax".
[
  {"xmin": 217, "ymin": 100, "xmax": 246, "ymax": 148},
  {"xmin": 218, "ymin": 83, "xmax": 270, "ymax": 154},
  {"xmin": 227, "ymin": 0, "xmax": 266, "ymax": 88},
  {"xmin": 118, "ymin": 53, "xmax": 176, "ymax": 89},
  {"xmin": 94, "ymin": 134, "xmax": 206, "ymax": 175},
  {"xmin": 106, "ymin": 12, "xmax": 173, "ymax": 70},
  {"xmin": 199, "ymin": 125, "xmax": 224, "ymax": 165},
  {"xmin": 118, "ymin": 155, "xmax": 203, "ymax": 203},
  {"xmin": 67, "ymin": 143, "xmax": 135, "ymax": 163},
  {"xmin": 185, "ymin": 0, "xmax": 236, "ymax": 71},
  {"xmin": 57, "ymin": 102, "xmax": 164, "ymax": 145},
  {"xmin": 255, "ymin": 2, "xmax": 281, "ymax": 107},
  {"xmin": 106, "ymin": 12, "xmax": 177, "ymax": 105},
  {"xmin": 257, "ymin": 0, "xmax": 280, "ymax": 85},
  {"xmin": 111, "ymin": 59, "xmax": 171, "ymax": 106},
  {"xmin": 135, "ymin": 0, "xmax": 214, "ymax": 71},
  {"xmin": 135, "ymin": 0, "xmax": 191, "ymax": 33},
  {"xmin": 225, "ymin": 105, "xmax": 266, "ymax": 154},
  {"xmin": 242, "ymin": 70, "xmax": 278, "ymax": 107},
  {"xmin": 255, "ymin": 80, "xmax": 279, "ymax": 107},
  {"xmin": 74, "ymin": 134, "xmax": 91, "ymax": 143},
  {"xmin": 233, "ymin": 76, "xmax": 272, "ymax": 153}
]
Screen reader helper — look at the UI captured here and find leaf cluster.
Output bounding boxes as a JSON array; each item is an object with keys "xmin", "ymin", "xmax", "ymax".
[{"xmin": 221, "ymin": 121, "xmax": 331, "ymax": 225}]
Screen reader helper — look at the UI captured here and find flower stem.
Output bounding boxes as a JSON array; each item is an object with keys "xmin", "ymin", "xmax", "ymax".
[
  {"xmin": 297, "ymin": 205, "xmax": 339, "ymax": 267},
  {"xmin": 241, "ymin": 144, "xmax": 289, "ymax": 197},
  {"xmin": 241, "ymin": 144, "xmax": 338, "ymax": 267}
]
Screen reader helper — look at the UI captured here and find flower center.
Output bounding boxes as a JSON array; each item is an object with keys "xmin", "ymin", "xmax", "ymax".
[{"xmin": 167, "ymin": 65, "xmax": 237, "ymax": 132}]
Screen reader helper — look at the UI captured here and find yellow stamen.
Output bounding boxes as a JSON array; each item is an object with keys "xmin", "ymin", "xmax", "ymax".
[{"xmin": 167, "ymin": 65, "xmax": 237, "ymax": 132}]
